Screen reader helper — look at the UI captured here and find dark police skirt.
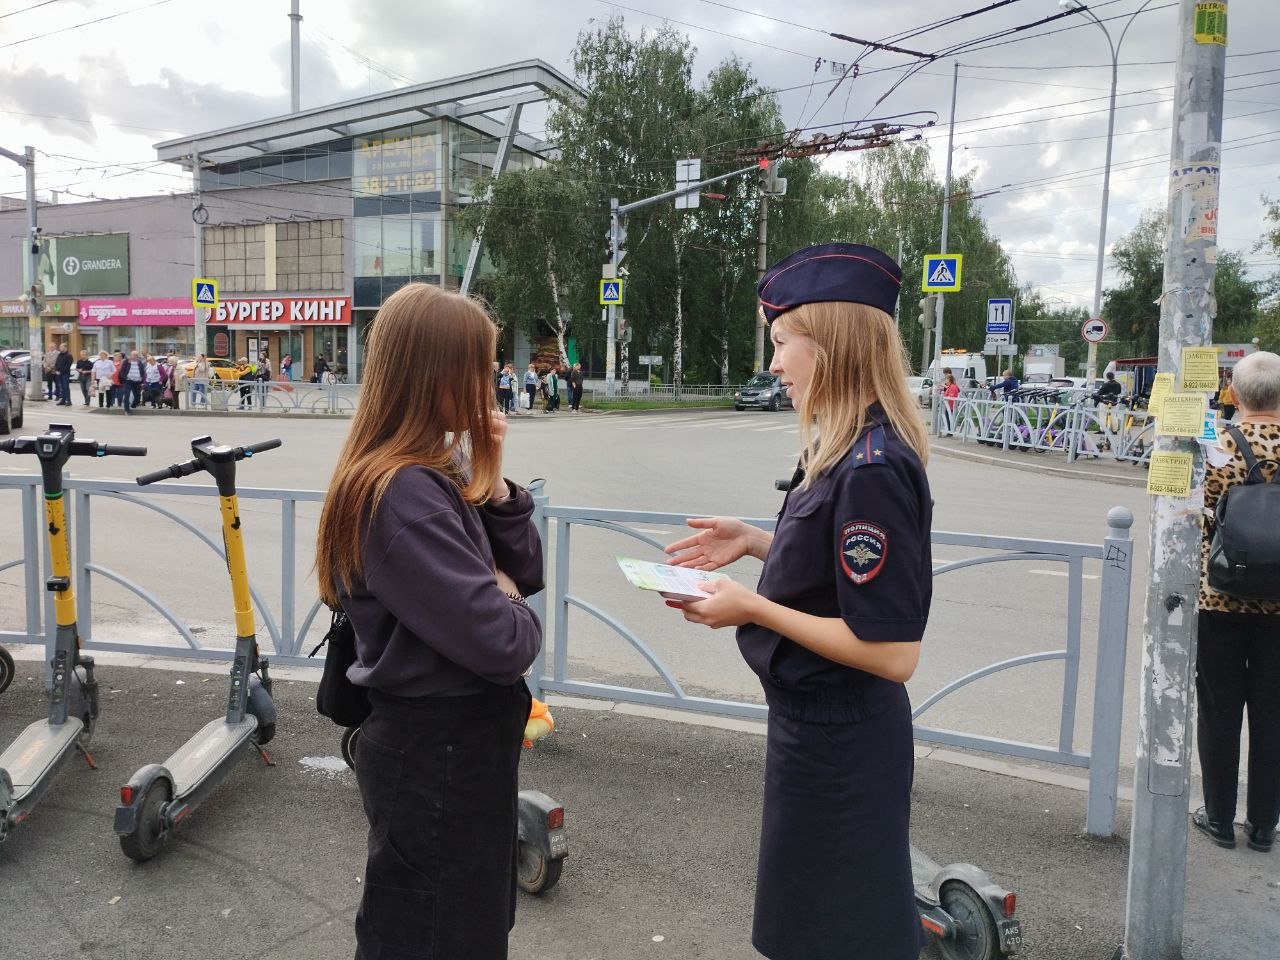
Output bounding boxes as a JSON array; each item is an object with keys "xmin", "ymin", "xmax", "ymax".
[
  {"xmin": 353, "ymin": 681, "xmax": 532, "ymax": 960},
  {"xmin": 753, "ymin": 686, "xmax": 923, "ymax": 960}
]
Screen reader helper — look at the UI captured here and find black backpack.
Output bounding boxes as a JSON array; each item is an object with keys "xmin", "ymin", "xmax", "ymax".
[
  {"xmin": 1207, "ymin": 426, "xmax": 1280, "ymax": 600},
  {"xmin": 309, "ymin": 607, "xmax": 372, "ymax": 727}
]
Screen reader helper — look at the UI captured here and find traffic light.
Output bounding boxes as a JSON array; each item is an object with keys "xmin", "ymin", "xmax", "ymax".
[
  {"xmin": 758, "ymin": 157, "xmax": 787, "ymax": 196},
  {"xmin": 918, "ymin": 295, "xmax": 934, "ymax": 329}
]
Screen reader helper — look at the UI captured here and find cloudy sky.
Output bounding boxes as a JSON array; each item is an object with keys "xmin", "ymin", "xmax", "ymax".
[{"xmin": 1, "ymin": 0, "xmax": 1277, "ymax": 309}]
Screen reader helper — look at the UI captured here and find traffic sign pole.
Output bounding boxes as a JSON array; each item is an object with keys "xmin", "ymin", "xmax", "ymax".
[{"xmin": 933, "ymin": 60, "xmax": 960, "ymax": 375}]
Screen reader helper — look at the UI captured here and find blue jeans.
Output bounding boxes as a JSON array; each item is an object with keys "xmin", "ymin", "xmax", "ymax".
[{"xmin": 56, "ymin": 371, "xmax": 71, "ymax": 403}]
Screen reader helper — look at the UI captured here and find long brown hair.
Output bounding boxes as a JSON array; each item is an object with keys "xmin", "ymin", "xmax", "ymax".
[
  {"xmin": 316, "ymin": 283, "xmax": 500, "ymax": 605},
  {"xmin": 779, "ymin": 300, "xmax": 929, "ymax": 487}
]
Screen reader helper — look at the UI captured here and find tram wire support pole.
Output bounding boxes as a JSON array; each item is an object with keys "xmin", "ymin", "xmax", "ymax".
[
  {"xmin": 1118, "ymin": 2, "xmax": 1226, "ymax": 957},
  {"xmin": 932, "ymin": 62, "xmax": 960, "ymax": 392},
  {"xmin": 753, "ymin": 161, "xmax": 769, "ymax": 374},
  {"xmin": 1061, "ymin": 0, "xmax": 1160, "ymax": 386},
  {"xmin": 0, "ymin": 145, "xmax": 44, "ymax": 401}
]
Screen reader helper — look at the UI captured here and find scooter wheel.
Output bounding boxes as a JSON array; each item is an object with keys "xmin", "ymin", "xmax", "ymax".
[
  {"xmin": 516, "ymin": 840, "xmax": 563, "ymax": 895},
  {"xmin": 120, "ymin": 780, "xmax": 172, "ymax": 863},
  {"xmin": 341, "ymin": 726, "xmax": 360, "ymax": 771},
  {"xmin": 0, "ymin": 645, "xmax": 13, "ymax": 695},
  {"xmin": 937, "ymin": 881, "xmax": 1001, "ymax": 960}
]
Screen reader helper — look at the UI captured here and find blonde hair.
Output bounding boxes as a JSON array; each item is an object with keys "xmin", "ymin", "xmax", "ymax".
[
  {"xmin": 777, "ymin": 301, "xmax": 929, "ymax": 487},
  {"xmin": 316, "ymin": 283, "xmax": 500, "ymax": 606}
]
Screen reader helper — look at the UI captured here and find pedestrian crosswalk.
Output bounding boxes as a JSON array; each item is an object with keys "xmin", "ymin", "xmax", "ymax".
[{"xmin": 617, "ymin": 414, "xmax": 797, "ymax": 434}]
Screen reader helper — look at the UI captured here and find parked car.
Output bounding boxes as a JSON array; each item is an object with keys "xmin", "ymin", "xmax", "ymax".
[
  {"xmin": 907, "ymin": 375, "xmax": 934, "ymax": 408},
  {"xmin": 0, "ymin": 355, "xmax": 26, "ymax": 435},
  {"xmin": 181, "ymin": 357, "xmax": 251, "ymax": 382},
  {"xmin": 734, "ymin": 372, "xmax": 793, "ymax": 412}
]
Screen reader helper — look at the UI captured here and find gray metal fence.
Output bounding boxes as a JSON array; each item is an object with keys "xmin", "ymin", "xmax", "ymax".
[
  {"xmin": 937, "ymin": 392, "xmax": 1156, "ymax": 465},
  {"xmin": 0, "ymin": 474, "xmax": 1133, "ymax": 836},
  {"xmin": 184, "ymin": 378, "xmax": 359, "ymax": 415}
]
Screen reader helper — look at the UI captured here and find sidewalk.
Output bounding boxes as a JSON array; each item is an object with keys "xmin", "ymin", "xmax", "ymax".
[
  {"xmin": 1, "ymin": 664, "xmax": 1275, "ymax": 959},
  {"xmin": 930, "ymin": 432, "xmax": 1149, "ymax": 488}
]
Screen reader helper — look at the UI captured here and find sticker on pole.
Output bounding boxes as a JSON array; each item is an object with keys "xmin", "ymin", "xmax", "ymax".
[
  {"xmin": 922, "ymin": 255, "xmax": 962, "ymax": 292},
  {"xmin": 1194, "ymin": 2, "xmax": 1227, "ymax": 45},
  {"xmin": 1082, "ymin": 317, "xmax": 1107, "ymax": 344},
  {"xmin": 599, "ymin": 279, "xmax": 624, "ymax": 306},
  {"xmin": 192, "ymin": 278, "xmax": 218, "ymax": 309}
]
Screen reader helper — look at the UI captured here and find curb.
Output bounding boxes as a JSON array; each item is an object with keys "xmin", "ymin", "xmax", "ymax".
[{"xmin": 930, "ymin": 440, "xmax": 1148, "ymax": 488}]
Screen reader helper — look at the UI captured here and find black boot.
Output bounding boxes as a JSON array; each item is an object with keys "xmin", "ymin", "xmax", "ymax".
[
  {"xmin": 1192, "ymin": 807, "xmax": 1236, "ymax": 848},
  {"xmin": 1245, "ymin": 823, "xmax": 1275, "ymax": 852}
]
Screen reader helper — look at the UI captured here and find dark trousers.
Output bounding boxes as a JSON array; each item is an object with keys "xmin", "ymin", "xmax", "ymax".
[
  {"xmin": 354, "ymin": 681, "xmax": 531, "ymax": 960},
  {"xmin": 122, "ymin": 380, "xmax": 141, "ymax": 411},
  {"xmin": 44, "ymin": 371, "xmax": 55, "ymax": 398},
  {"xmin": 79, "ymin": 375, "xmax": 91, "ymax": 405},
  {"xmin": 1197, "ymin": 610, "xmax": 1280, "ymax": 830},
  {"xmin": 56, "ymin": 371, "xmax": 70, "ymax": 403},
  {"xmin": 1221, "ymin": 404, "xmax": 1237, "ymax": 422}
]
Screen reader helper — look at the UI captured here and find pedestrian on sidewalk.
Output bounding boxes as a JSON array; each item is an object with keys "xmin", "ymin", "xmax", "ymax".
[
  {"xmin": 497, "ymin": 363, "xmax": 515, "ymax": 414},
  {"xmin": 989, "ymin": 368, "xmax": 1019, "ymax": 399},
  {"xmin": 120, "ymin": 350, "xmax": 144, "ymax": 414},
  {"xmin": 91, "ymin": 351, "xmax": 115, "ymax": 408},
  {"xmin": 666, "ymin": 242, "xmax": 930, "ymax": 960},
  {"xmin": 1217, "ymin": 370, "xmax": 1237, "ymax": 422},
  {"xmin": 54, "ymin": 342, "xmax": 73, "ymax": 406},
  {"xmin": 1193, "ymin": 350, "xmax": 1280, "ymax": 854},
  {"xmin": 941, "ymin": 372, "xmax": 960, "ymax": 432},
  {"xmin": 316, "ymin": 282, "xmax": 543, "ymax": 960},
  {"xmin": 42, "ymin": 344, "xmax": 57, "ymax": 399},
  {"xmin": 75, "ymin": 350, "xmax": 93, "ymax": 406},
  {"xmin": 192, "ymin": 354, "xmax": 209, "ymax": 407},
  {"xmin": 569, "ymin": 362, "xmax": 584, "ymax": 411},
  {"xmin": 524, "ymin": 362, "xmax": 538, "ymax": 412}
]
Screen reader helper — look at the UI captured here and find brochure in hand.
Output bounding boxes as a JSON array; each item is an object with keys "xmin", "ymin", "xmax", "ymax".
[{"xmin": 616, "ymin": 557, "xmax": 730, "ymax": 602}]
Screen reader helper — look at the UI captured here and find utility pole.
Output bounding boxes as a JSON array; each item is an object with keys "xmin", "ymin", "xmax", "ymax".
[
  {"xmin": 603, "ymin": 161, "xmax": 759, "ymax": 396},
  {"xmin": 753, "ymin": 165, "xmax": 769, "ymax": 373},
  {"xmin": 932, "ymin": 61, "xmax": 960, "ymax": 374},
  {"xmin": 0, "ymin": 145, "xmax": 44, "ymax": 401},
  {"xmin": 289, "ymin": 0, "xmax": 302, "ymax": 112},
  {"xmin": 192, "ymin": 150, "xmax": 207, "ymax": 356},
  {"xmin": 1119, "ymin": 2, "xmax": 1226, "ymax": 958}
]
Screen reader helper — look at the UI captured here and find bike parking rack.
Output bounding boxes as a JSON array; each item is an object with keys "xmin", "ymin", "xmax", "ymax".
[{"xmin": 0, "ymin": 474, "xmax": 1133, "ymax": 836}]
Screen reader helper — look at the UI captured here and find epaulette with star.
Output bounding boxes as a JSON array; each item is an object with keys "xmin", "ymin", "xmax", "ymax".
[{"xmin": 850, "ymin": 424, "xmax": 887, "ymax": 468}]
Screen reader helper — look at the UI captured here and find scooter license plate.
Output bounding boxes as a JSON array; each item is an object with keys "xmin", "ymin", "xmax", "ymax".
[
  {"xmin": 999, "ymin": 919, "xmax": 1023, "ymax": 952},
  {"xmin": 548, "ymin": 829, "xmax": 568, "ymax": 860}
]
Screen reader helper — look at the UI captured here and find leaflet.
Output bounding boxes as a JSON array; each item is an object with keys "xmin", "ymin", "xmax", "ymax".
[{"xmin": 616, "ymin": 557, "xmax": 730, "ymax": 602}]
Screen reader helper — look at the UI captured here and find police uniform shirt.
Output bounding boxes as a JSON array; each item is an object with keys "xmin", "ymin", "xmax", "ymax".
[{"xmin": 738, "ymin": 408, "xmax": 932, "ymax": 722}]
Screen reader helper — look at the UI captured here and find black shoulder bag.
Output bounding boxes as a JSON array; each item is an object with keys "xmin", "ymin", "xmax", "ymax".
[
  {"xmin": 309, "ymin": 607, "xmax": 372, "ymax": 727},
  {"xmin": 1207, "ymin": 425, "xmax": 1280, "ymax": 601}
]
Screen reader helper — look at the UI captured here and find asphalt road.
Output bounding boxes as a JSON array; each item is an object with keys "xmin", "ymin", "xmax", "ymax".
[{"xmin": 1, "ymin": 402, "xmax": 1151, "ymax": 776}]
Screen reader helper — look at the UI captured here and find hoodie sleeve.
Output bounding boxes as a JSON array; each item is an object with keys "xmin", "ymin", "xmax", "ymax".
[
  {"xmin": 362, "ymin": 472, "xmax": 541, "ymax": 686},
  {"xmin": 480, "ymin": 481, "xmax": 545, "ymax": 597}
]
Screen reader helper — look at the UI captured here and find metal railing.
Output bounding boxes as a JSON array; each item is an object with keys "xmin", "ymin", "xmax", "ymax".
[
  {"xmin": 1, "ymin": 475, "xmax": 1134, "ymax": 836},
  {"xmin": 582, "ymin": 383, "xmax": 738, "ymax": 404},
  {"xmin": 936, "ymin": 392, "xmax": 1156, "ymax": 465},
  {"xmin": 533, "ymin": 502, "xmax": 1135, "ymax": 837},
  {"xmin": 183, "ymin": 378, "xmax": 360, "ymax": 415}
]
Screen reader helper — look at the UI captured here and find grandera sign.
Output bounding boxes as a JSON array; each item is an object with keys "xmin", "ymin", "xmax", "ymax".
[{"xmin": 213, "ymin": 296, "xmax": 352, "ymax": 325}]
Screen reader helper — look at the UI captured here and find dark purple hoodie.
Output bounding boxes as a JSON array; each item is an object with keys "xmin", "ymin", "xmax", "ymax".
[{"xmin": 338, "ymin": 465, "xmax": 544, "ymax": 697}]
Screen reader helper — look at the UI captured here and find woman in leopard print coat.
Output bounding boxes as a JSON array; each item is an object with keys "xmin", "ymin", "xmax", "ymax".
[{"xmin": 1193, "ymin": 350, "xmax": 1280, "ymax": 853}]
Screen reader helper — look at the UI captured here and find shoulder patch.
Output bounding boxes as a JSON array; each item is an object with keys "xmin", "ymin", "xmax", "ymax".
[
  {"xmin": 839, "ymin": 520, "xmax": 888, "ymax": 584},
  {"xmin": 849, "ymin": 424, "xmax": 888, "ymax": 468}
]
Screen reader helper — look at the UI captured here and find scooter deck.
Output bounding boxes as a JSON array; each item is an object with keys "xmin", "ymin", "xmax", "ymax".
[
  {"xmin": 166, "ymin": 716, "xmax": 257, "ymax": 793},
  {"xmin": 0, "ymin": 717, "xmax": 84, "ymax": 799}
]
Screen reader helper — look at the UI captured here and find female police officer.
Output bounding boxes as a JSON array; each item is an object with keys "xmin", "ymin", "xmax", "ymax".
[{"xmin": 667, "ymin": 243, "xmax": 930, "ymax": 960}]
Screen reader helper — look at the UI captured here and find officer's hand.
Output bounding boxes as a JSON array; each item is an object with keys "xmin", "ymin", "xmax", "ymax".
[
  {"xmin": 665, "ymin": 517, "xmax": 753, "ymax": 570},
  {"xmin": 667, "ymin": 579, "xmax": 758, "ymax": 629}
]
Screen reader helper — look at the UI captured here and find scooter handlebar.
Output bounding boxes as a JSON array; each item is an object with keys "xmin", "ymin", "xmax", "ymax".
[
  {"xmin": 136, "ymin": 459, "xmax": 203, "ymax": 486},
  {"xmin": 93, "ymin": 444, "xmax": 148, "ymax": 457},
  {"xmin": 240, "ymin": 438, "xmax": 282, "ymax": 457}
]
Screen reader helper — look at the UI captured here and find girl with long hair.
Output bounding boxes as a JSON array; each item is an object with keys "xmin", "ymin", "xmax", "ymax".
[
  {"xmin": 666, "ymin": 243, "xmax": 931, "ymax": 960},
  {"xmin": 316, "ymin": 283, "xmax": 544, "ymax": 960}
]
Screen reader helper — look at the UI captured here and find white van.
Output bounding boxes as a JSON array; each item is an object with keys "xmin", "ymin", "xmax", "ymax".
[{"xmin": 927, "ymin": 353, "xmax": 989, "ymax": 389}]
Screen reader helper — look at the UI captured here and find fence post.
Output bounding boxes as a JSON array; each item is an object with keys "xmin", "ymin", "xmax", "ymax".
[
  {"xmin": 74, "ymin": 486, "xmax": 92, "ymax": 644},
  {"xmin": 526, "ymin": 479, "xmax": 549, "ymax": 700},
  {"xmin": 21, "ymin": 481, "xmax": 42, "ymax": 647},
  {"xmin": 1001, "ymin": 397, "xmax": 1011, "ymax": 451},
  {"xmin": 1086, "ymin": 506, "xmax": 1135, "ymax": 837},
  {"xmin": 1067, "ymin": 403, "xmax": 1081, "ymax": 464},
  {"xmin": 281, "ymin": 497, "xmax": 296, "ymax": 656}
]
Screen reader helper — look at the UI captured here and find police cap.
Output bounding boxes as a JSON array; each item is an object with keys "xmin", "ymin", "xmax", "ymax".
[{"xmin": 757, "ymin": 242, "xmax": 903, "ymax": 324}]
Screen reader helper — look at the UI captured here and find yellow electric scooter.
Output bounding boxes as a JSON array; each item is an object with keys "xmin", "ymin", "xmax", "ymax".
[
  {"xmin": 114, "ymin": 434, "xmax": 281, "ymax": 861},
  {"xmin": 0, "ymin": 424, "xmax": 147, "ymax": 841}
]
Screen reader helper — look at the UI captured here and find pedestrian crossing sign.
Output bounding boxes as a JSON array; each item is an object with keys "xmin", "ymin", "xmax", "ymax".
[
  {"xmin": 922, "ymin": 255, "xmax": 963, "ymax": 292},
  {"xmin": 192, "ymin": 278, "xmax": 219, "ymax": 309},
  {"xmin": 600, "ymin": 279, "xmax": 624, "ymax": 305}
]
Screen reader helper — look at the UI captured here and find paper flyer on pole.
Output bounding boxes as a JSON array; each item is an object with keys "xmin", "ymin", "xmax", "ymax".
[{"xmin": 616, "ymin": 557, "xmax": 730, "ymax": 602}]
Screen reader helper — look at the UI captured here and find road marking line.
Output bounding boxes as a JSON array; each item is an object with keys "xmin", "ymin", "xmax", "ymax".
[
  {"xmin": 1029, "ymin": 569, "xmax": 1100, "ymax": 580},
  {"xmin": 751, "ymin": 424, "xmax": 798, "ymax": 433}
]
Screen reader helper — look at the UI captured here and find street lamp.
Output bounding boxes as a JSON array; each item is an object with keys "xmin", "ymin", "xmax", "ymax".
[{"xmin": 1059, "ymin": 0, "xmax": 1158, "ymax": 384}]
